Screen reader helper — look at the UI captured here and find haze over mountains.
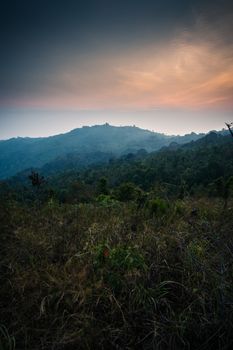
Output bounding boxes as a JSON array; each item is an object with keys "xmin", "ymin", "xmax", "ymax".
[
  {"xmin": 0, "ymin": 123, "xmax": 228, "ymax": 180},
  {"xmin": 0, "ymin": 123, "xmax": 229, "ymax": 180},
  {"xmin": 0, "ymin": 124, "xmax": 208, "ymax": 179}
]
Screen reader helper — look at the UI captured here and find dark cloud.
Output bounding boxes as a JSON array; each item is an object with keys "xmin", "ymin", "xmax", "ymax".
[{"xmin": 0, "ymin": 1, "xmax": 233, "ymax": 116}]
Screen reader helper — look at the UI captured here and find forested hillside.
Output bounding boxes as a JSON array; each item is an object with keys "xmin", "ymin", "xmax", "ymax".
[
  {"xmin": 1, "ymin": 130, "xmax": 233, "ymax": 350},
  {"xmin": 0, "ymin": 124, "xmax": 204, "ymax": 179},
  {"xmin": 4, "ymin": 132, "xmax": 232, "ymax": 203}
]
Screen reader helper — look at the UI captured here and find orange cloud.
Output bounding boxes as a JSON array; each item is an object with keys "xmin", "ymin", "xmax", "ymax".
[{"xmin": 4, "ymin": 28, "xmax": 233, "ymax": 111}]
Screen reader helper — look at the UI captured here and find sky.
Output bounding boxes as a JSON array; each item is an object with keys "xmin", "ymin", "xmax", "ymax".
[{"xmin": 0, "ymin": 0, "xmax": 233, "ymax": 139}]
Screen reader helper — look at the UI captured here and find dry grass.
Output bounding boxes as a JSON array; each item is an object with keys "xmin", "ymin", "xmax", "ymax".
[{"xmin": 1, "ymin": 198, "xmax": 233, "ymax": 349}]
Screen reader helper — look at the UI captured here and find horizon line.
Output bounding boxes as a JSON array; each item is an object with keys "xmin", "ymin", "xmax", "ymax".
[{"xmin": 0, "ymin": 122, "xmax": 225, "ymax": 142}]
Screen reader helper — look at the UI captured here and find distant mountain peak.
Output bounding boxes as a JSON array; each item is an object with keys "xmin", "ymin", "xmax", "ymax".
[{"xmin": 0, "ymin": 124, "xmax": 220, "ymax": 179}]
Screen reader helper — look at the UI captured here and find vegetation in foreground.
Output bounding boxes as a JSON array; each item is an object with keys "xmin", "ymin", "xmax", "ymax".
[
  {"xmin": 1, "ymin": 196, "xmax": 233, "ymax": 349},
  {"xmin": 1, "ymin": 132, "xmax": 233, "ymax": 349}
]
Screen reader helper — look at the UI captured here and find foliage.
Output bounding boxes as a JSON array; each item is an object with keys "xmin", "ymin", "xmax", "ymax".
[
  {"xmin": 0, "ymin": 124, "xmax": 204, "ymax": 179},
  {"xmin": 0, "ymin": 131, "xmax": 233, "ymax": 349},
  {"xmin": 147, "ymin": 198, "xmax": 169, "ymax": 216},
  {"xmin": 114, "ymin": 182, "xmax": 141, "ymax": 201},
  {"xmin": 1, "ymin": 196, "xmax": 233, "ymax": 349},
  {"xmin": 0, "ymin": 325, "xmax": 15, "ymax": 350}
]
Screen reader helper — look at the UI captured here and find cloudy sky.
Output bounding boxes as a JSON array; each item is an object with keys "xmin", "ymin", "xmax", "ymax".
[{"xmin": 0, "ymin": 0, "xmax": 233, "ymax": 138}]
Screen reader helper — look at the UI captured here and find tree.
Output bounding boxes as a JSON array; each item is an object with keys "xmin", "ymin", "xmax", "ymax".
[
  {"xmin": 28, "ymin": 171, "xmax": 45, "ymax": 189},
  {"xmin": 97, "ymin": 177, "xmax": 109, "ymax": 195},
  {"xmin": 115, "ymin": 182, "xmax": 138, "ymax": 201},
  {"xmin": 225, "ymin": 122, "xmax": 233, "ymax": 138}
]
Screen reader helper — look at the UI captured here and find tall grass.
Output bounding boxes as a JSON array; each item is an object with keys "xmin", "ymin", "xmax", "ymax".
[{"xmin": 1, "ymin": 199, "xmax": 233, "ymax": 349}]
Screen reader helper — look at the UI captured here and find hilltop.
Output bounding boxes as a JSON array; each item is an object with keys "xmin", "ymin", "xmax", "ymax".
[{"xmin": 0, "ymin": 124, "xmax": 204, "ymax": 179}]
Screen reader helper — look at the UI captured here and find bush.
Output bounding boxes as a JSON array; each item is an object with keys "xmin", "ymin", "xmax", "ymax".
[
  {"xmin": 93, "ymin": 244, "xmax": 147, "ymax": 292},
  {"xmin": 147, "ymin": 198, "xmax": 169, "ymax": 216},
  {"xmin": 115, "ymin": 182, "xmax": 139, "ymax": 201}
]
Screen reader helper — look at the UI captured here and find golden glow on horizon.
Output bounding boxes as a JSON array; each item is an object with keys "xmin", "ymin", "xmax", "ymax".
[{"xmin": 3, "ymin": 32, "xmax": 233, "ymax": 112}]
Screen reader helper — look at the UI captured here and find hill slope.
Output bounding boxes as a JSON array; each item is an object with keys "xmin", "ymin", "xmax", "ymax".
[
  {"xmin": 4, "ymin": 132, "xmax": 232, "ymax": 203},
  {"xmin": 0, "ymin": 124, "xmax": 204, "ymax": 179}
]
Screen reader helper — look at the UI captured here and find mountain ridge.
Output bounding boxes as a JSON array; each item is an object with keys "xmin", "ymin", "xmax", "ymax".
[
  {"xmin": 4, "ymin": 129, "xmax": 232, "ymax": 202},
  {"xmin": 0, "ymin": 123, "xmax": 217, "ymax": 179}
]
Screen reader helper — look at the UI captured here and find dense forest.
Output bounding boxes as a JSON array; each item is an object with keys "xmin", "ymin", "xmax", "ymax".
[
  {"xmin": 1, "ymin": 128, "xmax": 233, "ymax": 349},
  {"xmin": 0, "ymin": 124, "xmax": 205, "ymax": 179}
]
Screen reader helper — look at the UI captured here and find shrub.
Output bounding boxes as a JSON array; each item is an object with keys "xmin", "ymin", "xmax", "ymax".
[{"xmin": 148, "ymin": 198, "xmax": 169, "ymax": 216}]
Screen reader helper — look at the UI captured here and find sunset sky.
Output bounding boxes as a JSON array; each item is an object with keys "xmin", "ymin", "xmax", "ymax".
[{"xmin": 0, "ymin": 0, "xmax": 233, "ymax": 138}]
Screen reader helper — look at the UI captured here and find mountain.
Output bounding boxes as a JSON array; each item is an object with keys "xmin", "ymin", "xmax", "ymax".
[
  {"xmin": 4, "ymin": 130, "xmax": 232, "ymax": 205},
  {"xmin": 0, "ymin": 124, "xmax": 205, "ymax": 179},
  {"xmin": 54, "ymin": 132, "xmax": 231, "ymax": 197}
]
